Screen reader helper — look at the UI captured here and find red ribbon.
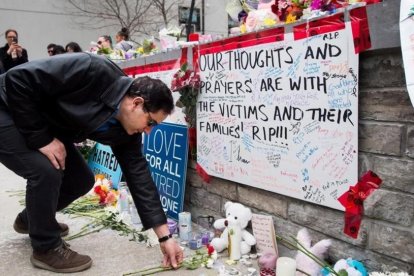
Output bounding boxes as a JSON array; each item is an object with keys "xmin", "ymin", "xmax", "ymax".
[
  {"xmin": 196, "ymin": 163, "xmax": 211, "ymax": 183},
  {"xmin": 338, "ymin": 170, "xmax": 382, "ymax": 238}
]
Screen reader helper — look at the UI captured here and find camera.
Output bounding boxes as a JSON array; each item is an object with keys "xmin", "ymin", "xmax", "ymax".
[{"xmin": 12, "ymin": 37, "xmax": 18, "ymax": 43}]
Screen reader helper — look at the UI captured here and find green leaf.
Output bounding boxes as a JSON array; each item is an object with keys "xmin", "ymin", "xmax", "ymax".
[
  {"xmin": 338, "ymin": 269, "xmax": 348, "ymax": 276},
  {"xmin": 181, "ymin": 62, "xmax": 188, "ymax": 72}
]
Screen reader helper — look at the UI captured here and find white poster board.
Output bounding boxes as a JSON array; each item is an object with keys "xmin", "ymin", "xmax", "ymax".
[
  {"xmin": 400, "ymin": 0, "xmax": 414, "ymax": 107},
  {"xmin": 197, "ymin": 19, "xmax": 358, "ymax": 210}
]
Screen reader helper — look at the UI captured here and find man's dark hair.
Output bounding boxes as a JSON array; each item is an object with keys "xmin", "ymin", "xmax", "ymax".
[
  {"xmin": 5, "ymin": 29, "xmax": 18, "ymax": 39},
  {"xmin": 52, "ymin": 45, "xmax": 66, "ymax": 55},
  {"xmin": 47, "ymin": 43, "xmax": 56, "ymax": 49},
  {"xmin": 101, "ymin": 35, "xmax": 112, "ymax": 46},
  {"xmin": 127, "ymin": 76, "xmax": 174, "ymax": 115}
]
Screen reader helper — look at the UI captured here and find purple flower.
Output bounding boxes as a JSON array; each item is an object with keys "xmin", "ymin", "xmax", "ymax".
[{"xmin": 310, "ymin": 0, "xmax": 323, "ymax": 10}]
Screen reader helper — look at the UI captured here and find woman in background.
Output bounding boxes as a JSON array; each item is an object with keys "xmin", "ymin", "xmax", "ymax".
[
  {"xmin": 65, "ymin": 42, "xmax": 82, "ymax": 53},
  {"xmin": 115, "ymin": 28, "xmax": 134, "ymax": 52}
]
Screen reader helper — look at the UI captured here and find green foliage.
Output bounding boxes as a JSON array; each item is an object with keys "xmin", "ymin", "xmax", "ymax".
[{"xmin": 338, "ymin": 269, "xmax": 349, "ymax": 276}]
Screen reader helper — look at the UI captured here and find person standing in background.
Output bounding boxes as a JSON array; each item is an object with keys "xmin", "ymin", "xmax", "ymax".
[
  {"xmin": 0, "ymin": 29, "xmax": 28, "ymax": 71},
  {"xmin": 65, "ymin": 42, "xmax": 82, "ymax": 53},
  {"xmin": 115, "ymin": 28, "xmax": 134, "ymax": 52},
  {"xmin": 51, "ymin": 45, "xmax": 66, "ymax": 55},
  {"xmin": 47, "ymin": 43, "xmax": 56, "ymax": 56},
  {"xmin": 97, "ymin": 35, "xmax": 113, "ymax": 51}
]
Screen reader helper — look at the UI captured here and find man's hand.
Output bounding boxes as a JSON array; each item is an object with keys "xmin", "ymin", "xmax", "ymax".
[
  {"xmin": 7, "ymin": 43, "xmax": 22, "ymax": 55},
  {"xmin": 38, "ymin": 138, "xmax": 66, "ymax": 170},
  {"xmin": 160, "ymin": 238, "xmax": 183, "ymax": 269}
]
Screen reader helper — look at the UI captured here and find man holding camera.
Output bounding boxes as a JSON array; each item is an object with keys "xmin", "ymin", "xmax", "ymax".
[{"xmin": 0, "ymin": 29, "xmax": 28, "ymax": 72}]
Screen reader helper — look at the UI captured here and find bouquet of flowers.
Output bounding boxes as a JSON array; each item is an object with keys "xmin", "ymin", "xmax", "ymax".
[
  {"xmin": 123, "ymin": 244, "xmax": 218, "ymax": 275},
  {"xmin": 136, "ymin": 38, "xmax": 158, "ymax": 56},
  {"xmin": 170, "ymin": 62, "xmax": 200, "ymax": 128},
  {"xmin": 231, "ymin": 0, "xmax": 376, "ymax": 34},
  {"xmin": 92, "ymin": 174, "xmax": 119, "ymax": 206},
  {"xmin": 62, "ymin": 174, "xmax": 147, "ymax": 242},
  {"xmin": 64, "ymin": 205, "xmax": 147, "ymax": 242},
  {"xmin": 74, "ymin": 139, "xmax": 96, "ymax": 160}
]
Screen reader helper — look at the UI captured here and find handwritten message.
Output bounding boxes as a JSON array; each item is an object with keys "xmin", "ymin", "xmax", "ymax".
[
  {"xmin": 197, "ymin": 25, "xmax": 358, "ymax": 210},
  {"xmin": 251, "ymin": 214, "xmax": 277, "ymax": 254}
]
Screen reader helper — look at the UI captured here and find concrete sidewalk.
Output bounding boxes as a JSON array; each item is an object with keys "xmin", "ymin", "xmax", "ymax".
[{"xmin": 0, "ymin": 164, "xmax": 257, "ymax": 276}]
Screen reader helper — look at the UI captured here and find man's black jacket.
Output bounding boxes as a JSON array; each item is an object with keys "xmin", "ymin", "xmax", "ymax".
[
  {"xmin": 0, "ymin": 53, "xmax": 166, "ymax": 230},
  {"xmin": 0, "ymin": 43, "xmax": 28, "ymax": 72}
]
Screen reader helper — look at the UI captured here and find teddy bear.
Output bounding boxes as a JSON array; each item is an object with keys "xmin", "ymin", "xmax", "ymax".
[
  {"xmin": 210, "ymin": 201, "xmax": 256, "ymax": 260},
  {"xmin": 295, "ymin": 228, "xmax": 332, "ymax": 276}
]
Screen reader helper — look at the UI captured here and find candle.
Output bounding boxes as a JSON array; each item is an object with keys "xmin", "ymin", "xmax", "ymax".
[
  {"xmin": 178, "ymin": 212, "xmax": 192, "ymax": 241},
  {"xmin": 188, "ymin": 234, "xmax": 202, "ymax": 250},
  {"xmin": 228, "ymin": 223, "xmax": 242, "ymax": 260},
  {"xmin": 201, "ymin": 232, "xmax": 210, "ymax": 245},
  {"xmin": 276, "ymin": 257, "xmax": 296, "ymax": 276},
  {"xmin": 167, "ymin": 218, "xmax": 177, "ymax": 235}
]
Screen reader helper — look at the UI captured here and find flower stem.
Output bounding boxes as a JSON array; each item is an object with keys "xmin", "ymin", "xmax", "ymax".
[
  {"xmin": 65, "ymin": 226, "xmax": 106, "ymax": 241},
  {"xmin": 276, "ymin": 234, "xmax": 340, "ymax": 276},
  {"xmin": 122, "ymin": 266, "xmax": 171, "ymax": 276}
]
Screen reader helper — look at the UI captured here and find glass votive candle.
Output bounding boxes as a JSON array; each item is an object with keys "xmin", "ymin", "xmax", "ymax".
[
  {"xmin": 201, "ymin": 232, "xmax": 210, "ymax": 245},
  {"xmin": 188, "ymin": 233, "xmax": 202, "ymax": 250},
  {"xmin": 167, "ymin": 218, "xmax": 177, "ymax": 235}
]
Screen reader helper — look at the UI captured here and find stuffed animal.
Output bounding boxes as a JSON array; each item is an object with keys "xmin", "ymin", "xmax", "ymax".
[
  {"xmin": 210, "ymin": 201, "xmax": 256, "ymax": 259},
  {"xmin": 295, "ymin": 228, "xmax": 332, "ymax": 276},
  {"xmin": 320, "ymin": 258, "xmax": 368, "ymax": 276}
]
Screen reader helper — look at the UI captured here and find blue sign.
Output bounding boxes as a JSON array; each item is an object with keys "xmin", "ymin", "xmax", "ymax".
[
  {"xmin": 143, "ymin": 123, "xmax": 189, "ymax": 221},
  {"xmin": 88, "ymin": 143, "xmax": 123, "ymax": 189}
]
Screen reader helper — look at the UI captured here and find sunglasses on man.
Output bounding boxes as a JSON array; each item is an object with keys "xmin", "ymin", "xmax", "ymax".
[{"xmin": 147, "ymin": 113, "xmax": 158, "ymax": 127}]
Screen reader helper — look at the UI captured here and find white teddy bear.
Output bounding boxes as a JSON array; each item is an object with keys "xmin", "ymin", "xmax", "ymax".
[{"xmin": 210, "ymin": 201, "xmax": 256, "ymax": 259}]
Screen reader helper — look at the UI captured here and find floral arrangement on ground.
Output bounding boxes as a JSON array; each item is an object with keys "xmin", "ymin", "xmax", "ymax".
[{"xmin": 61, "ymin": 175, "xmax": 147, "ymax": 243}]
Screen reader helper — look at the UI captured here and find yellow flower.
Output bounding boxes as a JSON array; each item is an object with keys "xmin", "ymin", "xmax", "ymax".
[
  {"xmin": 286, "ymin": 13, "xmax": 297, "ymax": 24},
  {"xmin": 264, "ymin": 18, "xmax": 277, "ymax": 27},
  {"xmin": 101, "ymin": 183, "xmax": 110, "ymax": 193},
  {"xmin": 240, "ymin": 23, "xmax": 247, "ymax": 34}
]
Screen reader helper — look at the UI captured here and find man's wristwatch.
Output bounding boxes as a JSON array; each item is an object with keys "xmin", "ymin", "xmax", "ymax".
[{"xmin": 158, "ymin": 233, "xmax": 173, "ymax": 243}]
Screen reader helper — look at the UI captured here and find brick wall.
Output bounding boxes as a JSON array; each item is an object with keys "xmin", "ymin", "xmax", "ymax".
[{"xmin": 185, "ymin": 47, "xmax": 414, "ymax": 273}]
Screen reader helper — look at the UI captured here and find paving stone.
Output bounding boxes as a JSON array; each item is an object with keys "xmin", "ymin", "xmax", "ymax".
[
  {"xmin": 288, "ymin": 202, "xmax": 368, "ymax": 246},
  {"xmin": 372, "ymin": 156, "xmax": 414, "ymax": 194},
  {"xmin": 359, "ymin": 88, "xmax": 414, "ymax": 122},
  {"xmin": 190, "ymin": 187, "xmax": 222, "ymax": 213},
  {"xmin": 365, "ymin": 189, "xmax": 414, "ymax": 226},
  {"xmin": 239, "ymin": 185, "xmax": 288, "ymax": 219},
  {"xmin": 369, "ymin": 223, "xmax": 414, "ymax": 264},
  {"xmin": 359, "ymin": 122, "xmax": 404, "ymax": 156}
]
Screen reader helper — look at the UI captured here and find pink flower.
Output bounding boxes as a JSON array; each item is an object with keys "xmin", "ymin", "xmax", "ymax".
[
  {"xmin": 245, "ymin": 13, "xmax": 259, "ymax": 32},
  {"xmin": 104, "ymin": 190, "xmax": 118, "ymax": 205}
]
